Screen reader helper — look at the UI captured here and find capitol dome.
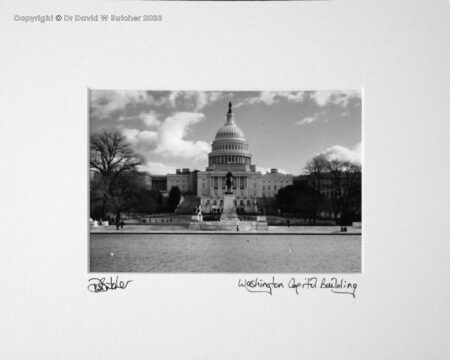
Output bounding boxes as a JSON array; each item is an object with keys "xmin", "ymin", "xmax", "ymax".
[
  {"xmin": 208, "ymin": 103, "xmax": 252, "ymax": 170},
  {"xmin": 214, "ymin": 120, "xmax": 246, "ymax": 140}
]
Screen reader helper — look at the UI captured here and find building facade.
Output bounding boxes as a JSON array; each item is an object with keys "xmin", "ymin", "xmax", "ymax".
[{"xmin": 150, "ymin": 103, "xmax": 293, "ymax": 214}]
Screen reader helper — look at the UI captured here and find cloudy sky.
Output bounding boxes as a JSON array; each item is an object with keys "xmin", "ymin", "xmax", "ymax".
[{"xmin": 90, "ymin": 90, "xmax": 362, "ymax": 175}]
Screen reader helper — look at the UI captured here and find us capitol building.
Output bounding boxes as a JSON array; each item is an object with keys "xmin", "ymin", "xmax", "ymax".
[{"xmin": 150, "ymin": 103, "xmax": 293, "ymax": 214}]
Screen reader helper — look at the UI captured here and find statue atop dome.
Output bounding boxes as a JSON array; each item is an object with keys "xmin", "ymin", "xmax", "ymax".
[{"xmin": 225, "ymin": 102, "xmax": 235, "ymax": 125}]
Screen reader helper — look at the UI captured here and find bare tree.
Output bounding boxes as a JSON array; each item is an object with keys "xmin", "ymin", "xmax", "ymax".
[
  {"xmin": 305, "ymin": 155, "xmax": 328, "ymax": 190},
  {"xmin": 339, "ymin": 161, "xmax": 361, "ymax": 223},
  {"xmin": 304, "ymin": 155, "xmax": 328, "ymax": 223},
  {"xmin": 325, "ymin": 160, "xmax": 361, "ymax": 223},
  {"xmin": 304, "ymin": 155, "xmax": 361, "ymax": 224},
  {"xmin": 90, "ymin": 131, "xmax": 143, "ymax": 219}
]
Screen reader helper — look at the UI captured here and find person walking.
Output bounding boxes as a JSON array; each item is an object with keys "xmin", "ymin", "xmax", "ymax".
[{"xmin": 120, "ymin": 221, "xmax": 124, "ymax": 230}]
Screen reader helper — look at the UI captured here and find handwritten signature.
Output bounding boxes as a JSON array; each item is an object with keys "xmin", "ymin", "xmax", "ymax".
[{"xmin": 87, "ymin": 276, "xmax": 132, "ymax": 293}]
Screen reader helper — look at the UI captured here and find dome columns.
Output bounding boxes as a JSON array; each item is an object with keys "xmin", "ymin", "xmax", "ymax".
[{"xmin": 209, "ymin": 154, "xmax": 252, "ymax": 166}]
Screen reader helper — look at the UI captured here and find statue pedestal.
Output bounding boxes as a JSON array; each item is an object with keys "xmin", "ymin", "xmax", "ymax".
[
  {"xmin": 217, "ymin": 193, "xmax": 240, "ymax": 230},
  {"xmin": 220, "ymin": 193, "xmax": 239, "ymax": 221}
]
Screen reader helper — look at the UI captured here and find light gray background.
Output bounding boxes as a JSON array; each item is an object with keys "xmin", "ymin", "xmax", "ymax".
[{"xmin": 1, "ymin": 0, "xmax": 449, "ymax": 359}]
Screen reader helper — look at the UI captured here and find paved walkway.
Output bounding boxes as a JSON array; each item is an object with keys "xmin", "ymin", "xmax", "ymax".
[{"xmin": 90, "ymin": 224, "xmax": 361, "ymax": 235}]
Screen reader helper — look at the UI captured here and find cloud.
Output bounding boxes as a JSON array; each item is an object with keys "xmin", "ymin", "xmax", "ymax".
[
  {"xmin": 139, "ymin": 111, "xmax": 160, "ymax": 127},
  {"xmin": 167, "ymin": 91, "xmax": 224, "ymax": 111},
  {"xmin": 319, "ymin": 142, "xmax": 362, "ymax": 164},
  {"xmin": 193, "ymin": 91, "xmax": 223, "ymax": 111},
  {"xmin": 91, "ymin": 90, "xmax": 226, "ymax": 124},
  {"xmin": 235, "ymin": 91, "xmax": 305, "ymax": 108},
  {"xmin": 118, "ymin": 110, "xmax": 161, "ymax": 128},
  {"xmin": 138, "ymin": 162, "xmax": 177, "ymax": 176},
  {"xmin": 256, "ymin": 166, "xmax": 269, "ymax": 173},
  {"xmin": 153, "ymin": 112, "xmax": 211, "ymax": 161},
  {"xmin": 119, "ymin": 112, "xmax": 211, "ymax": 162},
  {"xmin": 296, "ymin": 116, "xmax": 316, "ymax": 126},
  {"xmin": 278, "ymin": 91, "xmax": 305, "ymax": 103},
  {"xmin": 121, "ymin": 128, "xmax": 159, "ymax": 153},
  {"xmin": 254, "ymin": 92, "xmax": 277, "ymax": 105},
  {"xmin": 311, "ymin": 90, "xmax": 360, "ymax": 108},
  {"xmin": 296, "ymin": 110, "xmax": 326, "ymax": 126},
  {"xmin": 90, "ymin": 90, "xmax": 150, "ymax": 119},
  {"xmin": 168, "ymin": 91, "xmax": 179, "ymax": 107}
]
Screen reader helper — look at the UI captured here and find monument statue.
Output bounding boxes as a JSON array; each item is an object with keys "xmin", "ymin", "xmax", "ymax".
[
  {"xmin": 225, "ymin": 171, "xmax": 234, "ymax": 193},
  {"xmin": 228, "ymin": 102, "xmax": 232, "ymax": 114}
]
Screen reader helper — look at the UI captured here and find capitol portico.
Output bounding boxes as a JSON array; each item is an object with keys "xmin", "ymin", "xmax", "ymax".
[{"xmin": 150, "ymin": 103, "xmax": 293, "ymax": 214}]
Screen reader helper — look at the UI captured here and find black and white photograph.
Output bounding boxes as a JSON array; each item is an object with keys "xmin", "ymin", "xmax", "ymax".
[
  {"xmin": 2, "ymin": 0, "xmax": 450, "ymax": 359},
  {"xmin": 89, "ymin": 90, "xmax": 362, "ymax": 272}
]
